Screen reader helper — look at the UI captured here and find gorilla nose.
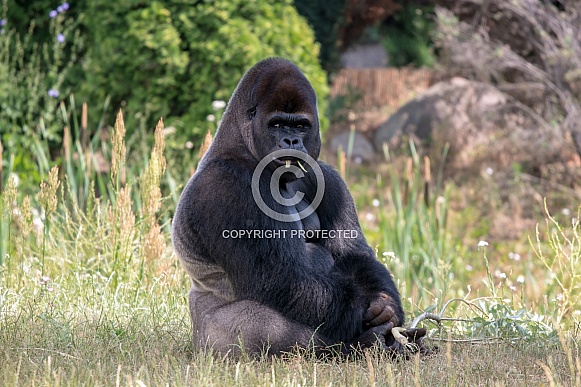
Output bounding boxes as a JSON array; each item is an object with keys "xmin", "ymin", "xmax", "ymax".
[{"xmin": 279, "ymin": 136, "xmax": 304, "ymax": 150}]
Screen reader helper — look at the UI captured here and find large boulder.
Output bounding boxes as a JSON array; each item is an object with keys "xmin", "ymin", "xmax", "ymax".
[
  {"xmin": 374, "ymin": 77, "xmax": 569, "ymax": 175},
  {"xmin": 330, "ymin": 130, "xmax": 375, "ymax": 163}
]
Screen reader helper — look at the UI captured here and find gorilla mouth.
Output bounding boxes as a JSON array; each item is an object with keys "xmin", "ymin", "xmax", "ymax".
[{"xmin": 273, "ymin": 157, "xmax": 309, "ymax": 172}]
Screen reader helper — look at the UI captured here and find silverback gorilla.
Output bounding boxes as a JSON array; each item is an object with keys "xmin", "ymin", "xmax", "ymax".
[{"xmin": 172, "ymin": 58, "xmax": 425, "ymax": 356}]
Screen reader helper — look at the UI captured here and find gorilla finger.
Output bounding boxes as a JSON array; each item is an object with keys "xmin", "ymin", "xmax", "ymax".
[
  {"xmin": 363, "ymin": 304, "xmax": 382, "ymax": 321},
  {"xmin": 367, "ymin": 309, "xmax": 395, "ymax": 326},
  {"xmin": 372, "ymin": 321, "xmax": 394, "ymax": 337}
]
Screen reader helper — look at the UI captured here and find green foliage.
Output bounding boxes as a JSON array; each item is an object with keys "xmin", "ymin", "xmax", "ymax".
[
  {"xmin": 80, "ymin": 0, "xmax": 329, "ymax": 147},
  {"xmin": 377, "ymin": 142, "xmax": 461, "ymax": 302},
  {"xmin": 293, "ymin": 0, "xmax": 346, "ymax": 72},
  {"xmin": 381, "ymin": 5, "xmax": 435, "ymax": 67},
  {"xmin": 533, "ymin": 203, "xmax": 581, "ymax": 327},
  {"xmin": 0, "ymin": 1, "xmax": 83, "ymax": 190}
]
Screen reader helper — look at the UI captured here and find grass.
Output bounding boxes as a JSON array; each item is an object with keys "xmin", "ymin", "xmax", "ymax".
[{"xmin": 1, "ymin": 113, "xmax": 581, "ymax": 386}]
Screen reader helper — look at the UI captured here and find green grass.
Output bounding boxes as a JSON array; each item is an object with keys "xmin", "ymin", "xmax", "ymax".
[{"xmin": 1, "ymin": 115, "xmax": 581, "ymax": 385}]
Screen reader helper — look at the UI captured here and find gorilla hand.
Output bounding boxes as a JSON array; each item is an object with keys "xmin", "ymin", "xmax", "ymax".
[
  {"xmin": 364, "ymin": 292, "xmax": 400, "ymax": 327},
  {"xmin": 348, "ymin": 322, "xmax": 395, "ymax": 352}
]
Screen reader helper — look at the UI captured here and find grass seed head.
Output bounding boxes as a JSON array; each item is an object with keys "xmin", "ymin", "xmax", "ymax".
[{"xmin": 111, "ymin": 110, "xmax": 127, "ymax": 184}]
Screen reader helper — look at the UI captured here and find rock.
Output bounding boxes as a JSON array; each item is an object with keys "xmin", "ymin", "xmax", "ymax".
[
  {"xmin": 374, "ymin": 77, "xmax": 567, "ymax": 176},
  {"xmin": 341, "ymin": 43, "xmax": 388, "ymax": 68},
  {"xmin": 330, "ymin": 131, "xmax": 375, "ymax": 163}
]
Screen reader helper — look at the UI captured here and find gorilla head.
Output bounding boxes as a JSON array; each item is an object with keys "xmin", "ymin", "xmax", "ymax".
[{"xmin": 203, "ymin": 58, "xmax": 321, "ymax": 179}]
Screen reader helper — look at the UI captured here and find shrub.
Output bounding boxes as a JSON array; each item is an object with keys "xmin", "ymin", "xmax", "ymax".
[
  {"xmin": 80, "ymin": 0, "xmax": 329, "ymax": 147},
  {"xmin": 381, "ymin": 4, "xmax": 436, "ymax": 68}
]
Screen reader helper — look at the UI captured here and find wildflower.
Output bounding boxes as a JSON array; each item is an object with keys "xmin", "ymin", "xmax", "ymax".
[
  {"xmin": 57, "ymin": 33, "xmax": 65, "ymax": 43},
  {"xmin": 0, "ymin": 19, "xmax": 6, "ymax": 26},
  {"xmin": 477, "ymin": 240, "xmax": 489, "ymax": 247},
  {"xmin": 371, "ymin": 199, "xmax": 380, "ymax": 207},
  {"xmin": 465, "ymin": 264, "xmax": 473, "ymax": 271},
  {"xmin": 185, "ymin": 141, "xmax": 194, "ymax": 149},
  {"xmin": 494, "ymin": 271, "xmax": 507, "ymax": 279},
  {"xmin": 49, "ymin": 10, "xmax": 58, "ymax": 18},
  {"xmin": 508, "ymin": 252, "xmax": 521, "ymax": 261},
  {"xmin": 57, "ymin": 5, "xmax": 64, "ymax": 13},
  {"xmin": 562, "ymin": 208, "xmax": 570, "ymax": 216},
  {"xmin": 40, "ymin": 275, "xmax": 51, "ymax": 285},
  {"xmin": 516, "ymin": 275, "xmax": 525, "ymax": 284},
  {"xmin": 206, "ymin": 114, "xmax": 216, "ymax": 122},
  {"xmin": 485, "ymin": 167, "xmax": 493, "ymax": 176},
  {"xmin": 62, "ymin": 3, "xmax": 70, "ymax": 10},
  {"xmin": 509, "ymin": 285, "xmax": 517, "ymax": 292},
  {"xmin": 383, "ymin": 251, "xmax": 396, "ymax": 258},
  {"xmin": 33, "ymin": 218, "xmax": 44, "ymax": 234},
  {"xmin": 212, "ymin": 100, "xmax": 226, "ymax": 110},
  {"xmin": 8, "ymin": 173, "xmax": 19, "ymax": 187},
  {"xmin": 48, "ymin": 89, "xmax": 59, "ymax": 98},
  {"xmin": 365, "ymin": 212, "xmax": 375, "ymax": 222}
]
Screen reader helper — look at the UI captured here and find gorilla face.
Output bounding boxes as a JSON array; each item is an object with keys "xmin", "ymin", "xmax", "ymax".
[{"xmin": 247, "ymin": 61, "xmax": 321, "ymax": 176}]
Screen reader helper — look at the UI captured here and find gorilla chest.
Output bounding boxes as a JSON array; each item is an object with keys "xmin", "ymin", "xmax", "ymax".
[{"xmin": 280, "ymin": 184, "xmax": 320, "ymax": 241}]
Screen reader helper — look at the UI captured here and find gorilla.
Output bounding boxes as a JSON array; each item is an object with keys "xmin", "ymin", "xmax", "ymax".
[{"xmin": 172, "ymin": 58, "xmax": 426, "ymax": 357}]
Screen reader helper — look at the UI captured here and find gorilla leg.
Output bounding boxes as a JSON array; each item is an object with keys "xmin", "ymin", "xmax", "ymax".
[
  {"xmin": 189, "ymin": 288, "xmax": 395, "ymax": 357},
  {"xmin": 189, "ymin": 288, "xmax": 328, "ymax": 356}
]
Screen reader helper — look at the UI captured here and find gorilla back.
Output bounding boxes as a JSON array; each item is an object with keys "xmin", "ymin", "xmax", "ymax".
[{"xmin": 172, "ymin": 58, "xmax": 406, "ymax": 356}]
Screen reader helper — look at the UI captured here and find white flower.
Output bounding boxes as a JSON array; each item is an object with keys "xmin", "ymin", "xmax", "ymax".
[
  {"xmin": 485, "ymin": 167, "xmax": 494, "ymax": 176},
  {"xmin": 371, "ymin": 199, "xmax": 380, "ymax": 207},
  {"xmin": 40, "ymin": 275, "xmax": 51, "ymax": 285},
  {"xmin": 465, "ymin": 264, "xmax": 473, "ymax": 271},
  {"xmin": 365, "ymin": 212, "xmax": 375, "ymax": 222},
  {"xmin": 212, "ymin": 100, "xmax": 226, "ymax": 110},
  {"xmin": 494, "ymin": 270, "xmax": 507, "ymax": 279},
  {"xmin": 185, "ymin": 141, "xmax": 194, "ymax": 149},
  {"xmin": 477, "ymin": 240, "xmax": 489, "ymax": 247},
  {"xmin": 33, "ymin": 218, "xmax": 44, "ymax": 233},
  {"xmin": 517, "ymin": 275, "xmax": 525, "ymax": 284},
  {"xmin": 383, "ymin": 251, "xmax": 396, "ymax": 258},
  {"xmin": 509, "ymin": 286, "xmax": 517, "ymax": 292},
  {"xmin": 508, "ymin": 252, "xmax": 521, "ymax": 261},
  {"xmin": 562, "ymin": 208, "xmax": 571, "ymax": 216},
  {"xmin": 9, "ymin": 173, "xmax": 20, "ymax": 187},
  {"xmin": 206, "ymin": 114, "xmax": 216, "ymax": 122}
]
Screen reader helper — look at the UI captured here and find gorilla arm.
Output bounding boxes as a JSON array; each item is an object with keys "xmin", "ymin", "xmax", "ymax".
[
  {"xmin": 172, "ymin": 161, "xmax": 390, "ymax": 355},
  {"xmin": 302, "ymin": 162, "xmax": 405, "ymax": 328}
]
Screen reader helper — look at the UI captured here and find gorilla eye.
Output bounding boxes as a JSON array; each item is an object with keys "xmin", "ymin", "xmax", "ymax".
[
  {"xmin": 297, "ymin": 124, "xmax": 303, "ymax": 129},
  {"xmin": 273, "ymin": 123, "xmax": 281, "ymax": 128}
]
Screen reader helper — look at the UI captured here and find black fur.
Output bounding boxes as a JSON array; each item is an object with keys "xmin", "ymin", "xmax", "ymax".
[{"xmin": 172, "ymin": 58, "xmax": 404, "ymax": 356}]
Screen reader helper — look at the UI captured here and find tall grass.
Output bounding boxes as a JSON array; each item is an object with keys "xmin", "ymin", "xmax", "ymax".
[
  {"xmin": 376, "ymin": 141, "xmax": 459, "ymax": 303},
  {"xmin": 0, "ymin": 115, "xmax": 580, "ymax": 385}
]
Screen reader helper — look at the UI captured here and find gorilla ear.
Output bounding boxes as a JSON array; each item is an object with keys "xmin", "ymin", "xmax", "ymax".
[{"xmin": 247, "ymin": 106, "xmax": 257, "ymax": 121}]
